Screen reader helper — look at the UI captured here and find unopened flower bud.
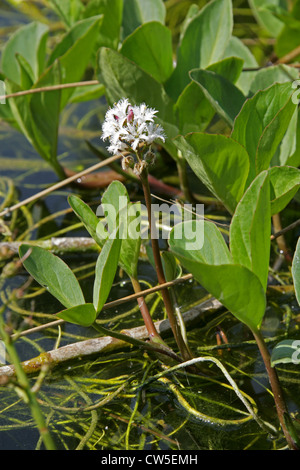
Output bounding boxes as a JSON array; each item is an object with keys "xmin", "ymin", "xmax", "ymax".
[
  {"xmin": 144, "ymin": 150, "xmax": 156, "ymax": 165},
  {"xmin": 121, "ymin": 155, "xmax": 134, "ymax": 171},
  {"xmin": 127, "ymin": 107, "xmax": 134, "ymax": 123}
]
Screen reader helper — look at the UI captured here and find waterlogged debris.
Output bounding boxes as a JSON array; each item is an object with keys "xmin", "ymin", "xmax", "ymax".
[{"xmin": 0, "ymin": 298, "xmax": 222, "ymax": 377}]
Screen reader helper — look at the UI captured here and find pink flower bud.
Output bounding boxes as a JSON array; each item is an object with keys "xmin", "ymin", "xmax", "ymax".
[{"xmin": 127, "ymin": 108, "xmax": 134, "ymax": 123}]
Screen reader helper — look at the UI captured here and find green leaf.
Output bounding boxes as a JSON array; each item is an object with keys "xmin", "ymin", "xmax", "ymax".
[
  {"xmin": 223, "ymin": 36, "xmax": 259, "ymax": 96},
  {"xmin": 19, "ymin": 244, "xmax": 85, "ymax": 309},
  {"xmin": 48, "ymin": 0, "xmax": 84, "ymax": 27},
  {"xmin": 165, "ymin": 0, "xmax": 233, "ymax": 100},
  {"xmin": 276, "ymin": 24, "xmax": 300, "ymax": 61},
  {"xmin": 122, "ymin": 0, "xmax": 166, "ymax": 38},
  {"xmin": 248, "ymin": 64, "xmax": 299, "ymax": 97},
  {"xmin": 7, "ymin": 61, "xmax": 64, "ymax": 177},
  {"xmin": 269, "ymin": 166, "xmax": 300, "ymax": 215},
  {"xmin": 101, "ymin": 180, "xmax": 130, "ymax": 233},
  {"xmin": 47, "ymin": 16, "xmax": 102, "ymax": 66},
  {"xmin": 6, "ymin": 16, "xmax": 103, "ymax": 176},
  {"xmin": 270, "ymin": 339, "xmax": 300, "ymax": 366},
  {"xmin": 272, "ymin": 108, "xmax": 298, "ymax": 167},
  {"xmin": 47, "ymin": 15, "xmax": 103, "ymax": 108},
  {"xmin": 169, "ymin": 222, "xmax": 265, "ymax": 331},
  {"xmin": 68, "ymin": 195, "xmax": 107, "ymax": 247},
  {"xmin": 56, "ymin": 303, "xmax": 97, "ymax": 327},
  {"xmin": 68, "ymin": 83, "xmax": 105, "ymax": 103},
  {"xmin": 230, "ymin": 171, "xmax": 271, "ymax": 292},
  {"xmin": 120, "ymin": 21, "xmax": 173, "ymax": 83},
  {"xmin": 231, "ymin": 82, "xmax": 297, "ymax": 186},
  {"xmin": 175, "ymin": 81, "xmax": 215, "ymax": 134},
  {"xmin": 190, "ymin": 68, "xmax": 245, "ymax": 127},
  {"xmin": 83, "ymin": 0, "xmax": 123, "ymax": 50},
  {"xmin": 119, "ymin": 202, "xmax": 142, "ymax": 279},
  {"xmin": 93, "ymin": 228, "xmax": 122, "ymax": 313},
  {"xmin": 286, "ymin": 109, "xmax": 300, "ymax": 168},
  {"xmin": 292, "ymin": 237, "xmax": 300, "ymax": 307},
  {"xmin": 1, "ymin": 21, "xmax": 48, "ymax": 86},
  {"xmin": 161, "ymin": 251, "xmax": 182, "ymax": 282},
  {"xmin": 224, "ymin": 36, "xmax": 258, "ymax": 68},
  {"xmin": 97, "ymin": 47, "xmax": 175, "ymax": 125},
  {"xmin": 248, "ymin": 0, "xmax": 285, "ymax": 37},
  {"xmin": 28, "ymin": 62, "xmax": 62, "ymax": 172},
  {"xmin": 207, "ymin": 56, "xmax": 244, "ymax": 84},
  {"xmin": 100, "ymin": 181, "xmax": 141, "ymax": 278},
  {"xmin": 169, "ymin": 220, "xmax": 232, "ymax": 265},
  {"xmin": 97, "ymin": 47, "xmax": 178, "ymax": 159},
  {"xmin": 175, "ymin": 56, "xmax": 244, "ymax": 134},
  {"xmin": 174, "ymin": 133, "xmax": 250, "ymax": 214},
  {"xmin": 16, "ymin": 54, "xmax": 34, "ymax": 89}
]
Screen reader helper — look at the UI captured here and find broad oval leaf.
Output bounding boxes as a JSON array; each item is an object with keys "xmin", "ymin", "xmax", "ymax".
[
  {"xmin": 175, "ymin": 56, "xmax": 244, "ymax": 135},
  {"xmin": 19, "ymin": 244, "xmax": 85, "ymax": 309},
  {"xmin": 56, "ymin": 303, "xmax": 97, "ymax": 327},
  {"xmin": 190, "ymin": 68, "xmax": 245, "ymax": 127},
  {"xmin": 83, "ymin": 0, "xmax": 123, "ymax": 50},
  {"xmin": 122, "ymin": 0, "xmax": 166, "ymax": 38},
  {"xmin": 230, "ymin": 171, "xmax": 271, "ymax": 292},
  {"xmin": 165, "ymin": 0, "xmax": 233, "ymax": 100},
  {"xmin": 231, "ymin": 82, "xmax": 297, "ymax": 186},
  {"xmin": 175, "ymin": 81, "xmax": 215, "ymax": 134},
  {"xmin": 120, "ymin": 21, "xmax": 173, "ymax": 83},
  {"xmin": 174, "ymin": 133, "xmax": 250, "ymax": 214},
  {"xmin": 97, "ymin": 47, "xmax": 175, "ymax": 124},
  {"xmin": 169, "ymin": 220, "xmax": 232, "ymax": 266},
  {"xmin": 169, "ymin": 224, "xmax": 265, "ymax": 331},
  {"xmin": 1, "ymin": 21, "xmax": 48, "ymax": 85},
  {"xmin": 47, "ymin": 15, "xmax": 103, "ymax": 108}
]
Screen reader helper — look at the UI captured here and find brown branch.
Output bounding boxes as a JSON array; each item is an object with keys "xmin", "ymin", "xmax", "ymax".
[
  {"xmin": 0, "ymin": 80, "xmax": 99, "ymax": 101},
  {"xmin": 271, "ymin": 218, "xmax": 300, "ymax": 241},
  {"xmin": 0, "ymin": 155, "xmax": 122, "ymax": 219},
  {"xmin": 0, "ymin": 297, "xmax": 221, "ymax": 377}
]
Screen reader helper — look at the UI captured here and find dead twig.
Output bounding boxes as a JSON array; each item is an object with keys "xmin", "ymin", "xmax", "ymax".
[{"xmin": 0, "ymin": 297, "xmax": 222, "ymax": 377}]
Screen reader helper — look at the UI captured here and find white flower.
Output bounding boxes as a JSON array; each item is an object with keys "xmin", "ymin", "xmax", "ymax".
[{"xmin": 101, "ymin": 99, "xmax": 165, "ymax": 156}]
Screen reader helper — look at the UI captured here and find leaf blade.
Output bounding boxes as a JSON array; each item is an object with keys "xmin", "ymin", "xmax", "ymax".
[
  {"xmin": 19, "ymin": 244, "xmax": 85, "ymax": 309},
  {"xmin": 230, "ymin": 171, "xmax": 271, "ymax": 291},
  {"xmin": 56, "ymin": 303, "xmax": 97, "ymax": 327}
]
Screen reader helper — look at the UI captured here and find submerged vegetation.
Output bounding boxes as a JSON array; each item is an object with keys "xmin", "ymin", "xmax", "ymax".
[{"xmin": 0, "ymin": 0, "xmax": 300, "ymax": 451}]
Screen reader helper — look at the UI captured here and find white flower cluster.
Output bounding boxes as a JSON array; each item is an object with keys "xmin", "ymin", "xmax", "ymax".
[{"xmin": 101, "ymin": 98, "xmax": 166, "ymax": 157}]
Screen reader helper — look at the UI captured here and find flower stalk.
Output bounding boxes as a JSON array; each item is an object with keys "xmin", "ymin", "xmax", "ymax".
[
  {"xmin": 139, "ymin": 166, "xmax": 193, "ymax": 361},
  {"xmin": 101, "ymin": 98, "xmax": 193, "ymax": 360}
]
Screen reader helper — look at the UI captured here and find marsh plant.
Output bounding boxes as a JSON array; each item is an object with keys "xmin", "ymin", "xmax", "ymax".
[
  {"xmin": 14, "ymin": 99, "xmax": 299, "ymax": 450},
  {"xmin": 1, "ymin": 0, "xmax": 300, "ymax": 451}
]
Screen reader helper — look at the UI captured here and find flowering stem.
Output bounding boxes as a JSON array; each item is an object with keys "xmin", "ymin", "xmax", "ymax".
[
  {"xmin": 130, "ymin": 276, "xmax": 168, "ymax": 346},
  {"xmin": 251, "ymin": 327, "xmax": 299, "ymax": 450},
  {"xmin": 139, "ymin": 167, "xmax": 192, "ymax": 361}
]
